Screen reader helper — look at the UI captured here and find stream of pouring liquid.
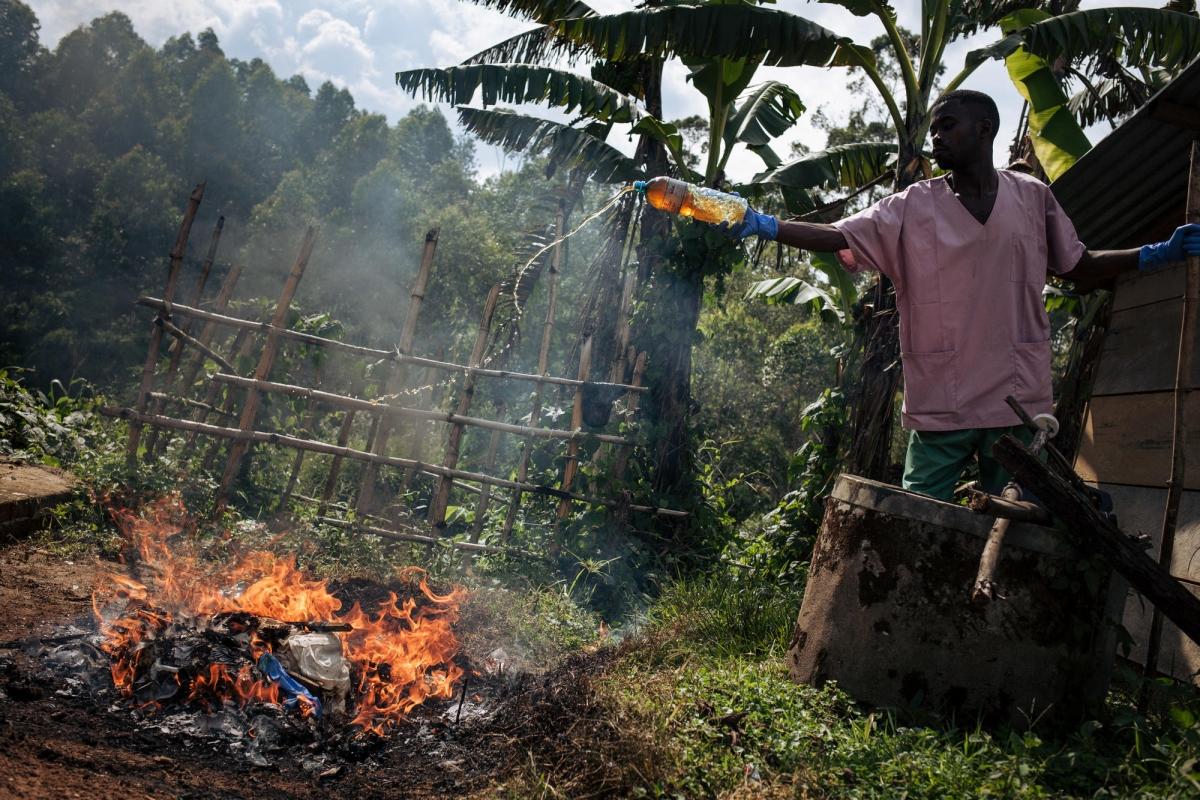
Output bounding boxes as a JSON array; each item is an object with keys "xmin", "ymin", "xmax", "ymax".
[{"xmin": 508, "ymin": 186, "xmax": 635, "ymax": 306}]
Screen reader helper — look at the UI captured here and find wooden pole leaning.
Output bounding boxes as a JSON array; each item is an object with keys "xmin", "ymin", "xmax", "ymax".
[
  {"xmin": 155, "ymin": 262, "xmax": 242, "ymax": 458},
  {"xmin": 357, "ymin": 228, "xmax": 439, "ymax": 513},
  {"xmin": 126, "ymin": 181, "xmax": 205, "ymax": 470},
  {"xmin": 557, "ymin": 335, "xmax": 593, "ymax": 519},
  {"xmin": 145, "ymin": 215, "xmax": 225, "ymax": 457},
  {"xmin": 1144, "ymin": 141, "xmax": 1200, "ymax": 685},
  {"xmin": 428, "ymin": 284, "xmax": 501, "ymax": 528},
  {"xmin": 501, "ymin": 201, "xmax": 565, "ymax": 541},
  {"xmin": 215, "ymin": 227, "xmax": 317, "ymax": 512}
]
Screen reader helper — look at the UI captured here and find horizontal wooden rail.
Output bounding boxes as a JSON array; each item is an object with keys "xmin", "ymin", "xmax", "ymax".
[
  {"xmin": 138, "ymin": 297, "xmax": 647, "ymax": 394},
  {"xmin": 100, "ymin": 406, "xmax": 688, "ymax": 519},
  {"xmin": 211, "ymin": 373, "xmax": 631, "ymax": 446},
  {"xmin": 156, "ymin": 316, "xmax": 234, "ymax": 372},
  {"xmin": 315, "ymin": 516, "xmax": 538, "ymax": 558},
  {"xmin": 147, "ymin": 392, "xmax": 236, "ymax": 420}
]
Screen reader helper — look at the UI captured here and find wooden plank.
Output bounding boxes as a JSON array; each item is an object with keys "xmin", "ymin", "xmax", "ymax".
[
  {"xmin": 1075, "ymin": 392, "xmax": 1200, "ymax": 489},
  {"xmin": 1112, "ymin": 262, "xmax": 1186, "ymax": 312},
  {"xmin": 1092, "ymin": 299, "xmax": 1183, "ymax": 395}
]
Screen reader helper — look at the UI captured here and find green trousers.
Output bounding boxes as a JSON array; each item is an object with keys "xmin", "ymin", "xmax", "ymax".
[{"xmin": 902, "ymin": 425, "xmax": 1033, "ymax": 501}]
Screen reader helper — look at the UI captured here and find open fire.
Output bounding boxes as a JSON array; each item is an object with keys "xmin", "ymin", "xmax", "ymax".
[{"xmin": 90, "ymin": 496, "xmax": 467, "ymax": 737}]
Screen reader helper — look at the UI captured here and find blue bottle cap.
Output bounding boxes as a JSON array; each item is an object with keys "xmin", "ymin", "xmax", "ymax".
[{"xmin": 632, "ymin": 180, "xmax": 647, "ymax": 193}]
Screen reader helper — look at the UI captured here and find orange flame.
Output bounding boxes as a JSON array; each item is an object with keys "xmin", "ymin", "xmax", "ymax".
[{"xmin": 93, "ymin": 496, "xmax": 466, "ymax": 731}]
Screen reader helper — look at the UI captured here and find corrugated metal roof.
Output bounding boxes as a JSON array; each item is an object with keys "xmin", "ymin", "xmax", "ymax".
[{"xmin": 1051, "ymin": 57, "xmax": 1200, "ymax": 250}]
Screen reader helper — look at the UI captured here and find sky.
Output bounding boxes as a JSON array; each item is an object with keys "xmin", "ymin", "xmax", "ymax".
[{"xmin": 29, "ymin": 0, "xmax": 1156, "ymax": 180}]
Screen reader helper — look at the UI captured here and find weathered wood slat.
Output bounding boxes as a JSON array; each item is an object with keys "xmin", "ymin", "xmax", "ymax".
[
  {"xmin": 1092, "ymin": 299, "xmax": 1186, "ymax": 396},
  {"xmin": 1075, "ymin": 392, "xmax": 1200, "ymax": 490},
  {"xmin": 1112, "ymin": 262, "xmax": 1186, "ymax": 313}
]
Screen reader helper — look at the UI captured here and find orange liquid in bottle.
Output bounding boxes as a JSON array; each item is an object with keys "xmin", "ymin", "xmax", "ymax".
[{"xmin": 636, "ymin": 177, "xmax": 748, "ymax": 226}]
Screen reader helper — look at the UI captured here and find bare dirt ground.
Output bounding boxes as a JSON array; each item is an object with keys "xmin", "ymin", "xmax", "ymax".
[{"xmin": 0, "ymin": 543, "xmax": 623, "ymax": 800}]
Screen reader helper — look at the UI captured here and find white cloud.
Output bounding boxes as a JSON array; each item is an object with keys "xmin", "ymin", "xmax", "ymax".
[{"xmin": 28, "ymin": 0, "xmax": 1167, "ymax": 180}]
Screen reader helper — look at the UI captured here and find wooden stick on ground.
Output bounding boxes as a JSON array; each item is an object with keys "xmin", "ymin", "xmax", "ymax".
[
  {"xmin": 428, "ymin": 284, "xmax": 501, "ymax": 528},
  {"xmin": 991, "ymin": 433, "xmax": 1200, "ymax": 647},
  {"xmin": 1145, "ymin": 140, "xmax": 1200, "ymax": 684},
  {"xmin": 125, "ymin": 182, "xmax": 205, "ymax": 469},
  {"xmin": 215, "ymin": 227, "xmax": 317, "ymax": 511}
]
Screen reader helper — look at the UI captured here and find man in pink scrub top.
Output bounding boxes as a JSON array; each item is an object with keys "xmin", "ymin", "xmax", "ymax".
[{"xmin": 727, "ymin": 89, "xmax": 1200, "ymax": 500}]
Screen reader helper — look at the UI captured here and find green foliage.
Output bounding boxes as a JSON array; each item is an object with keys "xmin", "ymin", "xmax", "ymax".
[
  {"xmin": 397, "ymin": 64, "xmax": 640, "ymax": 123},
  {"xmin": 0, "ymin": 369, "xmax": 107, "ymax": 468},
  {"xmin": 553, "ymin": 5, "xmax": 846, "ymax": 68}
]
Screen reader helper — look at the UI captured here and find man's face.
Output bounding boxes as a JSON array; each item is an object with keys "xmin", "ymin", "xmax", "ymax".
[{"xmin": 929, "ymin": 100, "xmax": 991, "ymax": 170}]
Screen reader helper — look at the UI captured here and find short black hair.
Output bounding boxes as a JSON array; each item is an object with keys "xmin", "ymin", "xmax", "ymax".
[{"xmin": 932, "ymin": 90, "xmax": 1000, "ymax": 139}]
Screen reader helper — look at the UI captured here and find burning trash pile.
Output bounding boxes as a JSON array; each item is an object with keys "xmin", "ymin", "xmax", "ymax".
[{"xmin": 57, "ymin": 496, "xmax": 471, "ymax": 766}]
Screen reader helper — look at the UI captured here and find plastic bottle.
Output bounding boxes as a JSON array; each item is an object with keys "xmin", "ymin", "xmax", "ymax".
[{"xmin": 633, "ymin": 177, "xmax": 749, "ymax": 226}]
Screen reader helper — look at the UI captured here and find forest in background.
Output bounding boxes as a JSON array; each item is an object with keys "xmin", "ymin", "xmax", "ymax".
[{"xmin": 0, "ymin": 3, "xmax": 837, "ymax": 524}]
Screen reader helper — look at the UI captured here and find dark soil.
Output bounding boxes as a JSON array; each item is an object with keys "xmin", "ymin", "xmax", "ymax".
[{"xmin": 0, "ymin": 543, "xmax": 624, "ymax": 799}]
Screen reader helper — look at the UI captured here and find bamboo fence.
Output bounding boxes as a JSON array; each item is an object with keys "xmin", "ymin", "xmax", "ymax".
[{"xmin": 112, "ymin": 185, "xmax": 686, "ymax": 563}]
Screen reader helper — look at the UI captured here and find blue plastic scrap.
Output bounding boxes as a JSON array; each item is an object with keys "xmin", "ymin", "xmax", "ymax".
[{"xmin": 257, "ymin": 652, "xmax": 322, "ymax": 717}]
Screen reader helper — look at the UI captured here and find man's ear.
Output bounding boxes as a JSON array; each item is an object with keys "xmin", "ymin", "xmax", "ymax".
[{"xmin": 976, "ymin": 116, "xmax": 995, "ymax": 141}]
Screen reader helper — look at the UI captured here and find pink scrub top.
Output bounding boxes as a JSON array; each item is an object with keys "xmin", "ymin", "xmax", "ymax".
[{"xmin": 833, "ymin": 169, "xmax": 1085, "ymax": 431}]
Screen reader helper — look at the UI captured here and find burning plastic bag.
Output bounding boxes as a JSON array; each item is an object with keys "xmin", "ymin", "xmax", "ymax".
[
  {"xmin": 279, "ymin": 632, "xmax": 351, "ymax": 714},
  {"xmin": 257, "ymin": 652, "xmax": 322, "ymax": 717}
]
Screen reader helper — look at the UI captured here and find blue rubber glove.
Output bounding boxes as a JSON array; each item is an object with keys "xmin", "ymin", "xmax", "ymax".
[
  {"xmin": 722, "ymin": 208, "xmax": 779, "ymax": 241},
  {"xmin": 1139, "ymin": 223, "xmax": 1200, "ymax": 271},
  {"xmin": 258, "ymin": 652, "xmax": 323, "ymax": 717}
]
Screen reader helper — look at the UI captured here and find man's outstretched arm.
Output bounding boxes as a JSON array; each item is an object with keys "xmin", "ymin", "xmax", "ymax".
[
  {"xmin": 774, "ymin": 219, "xmax": 848, "ymax": 252},
  {"xmin": 1059, "ymin": 248, "xmax": 1139, "ymax": 290},
  {"xmin": 1062, "ymin": 224, "xmax": 1200, "ymax": 290}
]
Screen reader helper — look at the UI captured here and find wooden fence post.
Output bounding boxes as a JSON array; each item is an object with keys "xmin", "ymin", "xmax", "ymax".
[
  {"xmin": 501, "ymin": 201, "xmax": 565, "ymax": 540},
  {"xmin": 125, "ymin": 182, "xmax": 205, "ymax": 469},
  {"xmin": 145, "ymin": 216, "xmax": 225, "ymax": 458},
  {"xmin": 215, "ymin": 227, "xmax": 317, "ymax": 511},
  {"xmin": 556, "ymin": 336, "xmax": 593, "ymax": 519},
  {"xmin": 357, "ymin": 228, "xmax": 439, "ymax": 513},
  {"xmin": 427, "ymin": 284, "xmax": 500, "ymax": 528}
]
